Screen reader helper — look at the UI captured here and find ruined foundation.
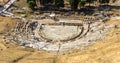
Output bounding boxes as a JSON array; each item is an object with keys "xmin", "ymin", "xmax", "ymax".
[{"xmin": 6, "ymin": 18, "xmax": 116, "ymax": 54}]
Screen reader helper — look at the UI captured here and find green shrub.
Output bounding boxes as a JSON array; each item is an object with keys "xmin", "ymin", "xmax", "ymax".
[{"xmin": 27, "ymin": 0, "xmax": 36, "ymax": 10}]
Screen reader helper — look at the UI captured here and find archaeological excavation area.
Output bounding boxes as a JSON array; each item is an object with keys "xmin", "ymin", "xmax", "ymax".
[
  {"xmin": 3, "ymin": 16, "xmax": 116, "ymax": 54},
  {"xmin": 0, "ymin": 15, "xmax": 120, "ymax": 63},
  {"xmin": 0, "ymin": 0, "xmax": 120, "ymax": 63}
]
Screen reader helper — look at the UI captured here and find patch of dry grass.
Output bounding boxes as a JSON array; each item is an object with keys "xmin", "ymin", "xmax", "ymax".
[{"xmin": 0, "ymin": 16, "xmax": 17, "ymax": 33}]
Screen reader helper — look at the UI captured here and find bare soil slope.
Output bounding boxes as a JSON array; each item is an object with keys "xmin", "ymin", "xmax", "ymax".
[
  {"xmin": 0, "ymin": 16, "xmax": 17, "ymax": 33},
  {"xmin": 112, "ymin": 0, "xmax": 120, "ymax": 6},
  {"xmin": 0, "ymin": 0, "xmax": 9, "ymax": 6}
]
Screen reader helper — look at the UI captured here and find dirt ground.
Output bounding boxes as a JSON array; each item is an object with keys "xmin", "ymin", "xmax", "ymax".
[{"xmin": 0, "ymin": 16, "xmax": 120, "ymax": 63}]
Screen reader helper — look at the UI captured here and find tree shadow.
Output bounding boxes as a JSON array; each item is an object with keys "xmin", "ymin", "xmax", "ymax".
[
  {"xmin": 36, "ymin": 5, "xmax": 96, "ymax": 16},
  {"xmin": 38, "ymin": 4, "xmax": 59, "ymax": 11},
  {"xmin": 109, "ymin": 5, "xmax": 120, "ymax": 10},
  {"xmin": 98, "ymin": 5, "xmax": 120, "ymax": 11},
  {"xmin": 35, "ymin": 4, "xmax": 120, "ymax": 16},
  {"xmin": 77, "ymin": 6, "xmax": 96, "ymax": 15}
]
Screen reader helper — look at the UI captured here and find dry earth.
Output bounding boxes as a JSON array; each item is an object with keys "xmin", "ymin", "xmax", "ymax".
[
  {"xmin": 0, "ymin": 16, "xmax": 120, "ymax": 63},
  {"xmin": 0, "ymin": 0, "xmax": 9, "ymax": 6}
]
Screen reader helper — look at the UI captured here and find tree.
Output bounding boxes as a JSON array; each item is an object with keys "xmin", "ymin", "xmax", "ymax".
[
  {"xmin": 79, "ymin": 0, "xmax": 86, "ymax": 8},
  {"xmin": 27, "ymin": 0, "xmax": 36, "ymax": 10},
  {"xmin": 86, "ymin": 0, "xmax": 96, "ymax": 6},
  {"xmin": 99, "ymin": 0, "xmax": 109, "ymax": 4},
  {"xmin": 40, "ymin": 0, "xmax": 54, "ymax": 5},
  {"xmin": 69, "ymin": 0, "xmax": 79, "ymax": 10},
  {"xmin": 54, "ymin": 0, "xmax": 64, "ymax": 8}
]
